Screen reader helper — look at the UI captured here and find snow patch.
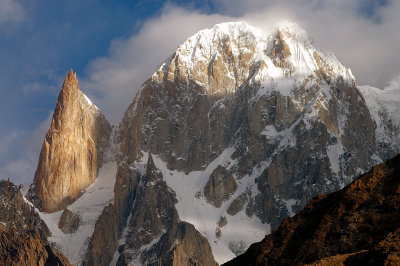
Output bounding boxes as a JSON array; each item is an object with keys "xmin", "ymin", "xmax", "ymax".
[
  {"xmin": 283, "ymin": 199, "xmax": 298, "ymax": 217},
  {"xmin": 36, "ymin": 161, "xmax": 117, "ymax": 265},
  {"xmin": 261, "ymin": 125, "xmax": 279, "ymax": 138},
  {"xmin": 150, "ymin": 148, "xmax": 269, "ymax": 264},
  {"xmin": 326, "ymin": 139, "xmax": 346, "ymax": 188},
  {"xmin": 359, "ymin": 82, "xmax": 400, "ymax": 152}
]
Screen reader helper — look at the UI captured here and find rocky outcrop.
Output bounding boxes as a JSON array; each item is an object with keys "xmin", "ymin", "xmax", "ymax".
[
  {"xmin": 28, "ymin": 69, "xmax": 111, "ymax": 213},
  {"xmin": 115, "ymin": 154, "xmax": 217, "ymax": 265},
  {"xmin": 224, "ymin": 154, "xmax": 400, "ymax": 266},
  {"xmin": 0, "ymin": 180, "xmax": 49, "ymax": 242},
  {"xmin": 144, "ymin": 221, "xmax": 218, "ymax": 266},
  {"xmin": 204, "ymin": 166, "xmax": 237, "ymax": 207},
  {"xmin": 0, "ymin": 180, "xmax": 70, "ymax": 265},
  {"xmin": 113, "ymin": 161, "xmax": 141, "ymax": 233},
  {"xmin": 227, "ymin": 194, "xmax": 246, "ymax": 216},
  {"xmin": 0, "ymin": 229, "xmax": 70, "ymax": 266},
  {"xmin": 85, "ymin": 204, "xmax": 118, "ymax": 266},
  {"xmin": 116, "ymin": 155, "xmax": 179, "ymax": 264},
  {"xmin": 58, "ymin": 208, "xmax": 80, "ymax": 234}
]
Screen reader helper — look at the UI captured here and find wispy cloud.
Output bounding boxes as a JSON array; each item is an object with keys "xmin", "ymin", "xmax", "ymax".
[{"xmin": 0, "ymin": 0, "xmax": 25, "ymax": 28}]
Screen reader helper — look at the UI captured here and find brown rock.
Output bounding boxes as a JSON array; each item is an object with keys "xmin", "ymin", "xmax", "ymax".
[
  {"xmin": 268, "ymin": 30, "xmax": 295, "ymax": 75},
  {"xmin": 204, "ymin": 166, "xmax": 237, "ymax": 208},
  {"xmin": 113, "ymin": 160, "xmax": 141, "ymax": 233},
  {"xmin": 0, "ymin": 180, "xmax": 50, "ymax": 242},
  {"xmin": 85, "ymin": 204, "xmax": 118, "ymax": 266},
  {"xmin": 218, "ymin": 216, "xmax": 228, "ymax": 227},
  {"xmin": 0, "ymin": 229, "xmax": 70, "ymax": 266},
  {"xmin": 216, "ymin": 227, "xmax": 222, "ymax": 239},
  {"xmin": 117, "ymin": 155, "xmax": 180, "ymax": 263},
  {"xmin": 144, "ymin": 222, "xmax": 218, "ymax": 266},
  {"xmin": 0, "ymin": 180, "xmax": 70, "ymax": 265},
  {"xmin": 116, "ymin": 155, "xmax": 217, "ymax": 266},
  {"xmin": 58, "ymin": 208, "xmax": 80, "ymax": 234},
  {"xmin": 227, "ymin": 193, "xmax": 247, "ymax": 216},
  {"xmin": 29, "ymin": 69, "xmax": 111, "ymax": 212}
]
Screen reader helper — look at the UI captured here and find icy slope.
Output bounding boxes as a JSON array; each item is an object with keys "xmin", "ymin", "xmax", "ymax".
[
  {"xmin": 359, "ymin": 78, "xmax": 400, "ymax": 128},
  {"xmin": 151, "ymin": 150, "xmax": 270, "ymax": 264},
  {"xmin": 359, "ymin": 77, "xmax": 400, "ymax": 157}
]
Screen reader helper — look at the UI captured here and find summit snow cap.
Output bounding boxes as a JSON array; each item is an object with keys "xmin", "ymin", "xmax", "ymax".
[{"xmin": 151, "ymin": 21, "xmax": 354, "ymax": 98}]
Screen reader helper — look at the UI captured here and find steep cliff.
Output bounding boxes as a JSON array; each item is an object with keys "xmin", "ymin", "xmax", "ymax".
[
  {"xmin": 116, "ymin": 21, "xmax": 382, "ymax": 263},
  {"xmin": 224, "ymin": 154, "xmax": 400, "ymax": 266},
  {"xmin": 28, "ymin": 69, "xmax": 111, "ymax": 213},
  {"xmin": 115, "ymin": 154, "xmax": 217, "ymax": 266}
]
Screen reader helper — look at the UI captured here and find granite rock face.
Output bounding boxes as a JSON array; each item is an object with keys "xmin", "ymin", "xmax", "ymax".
[
  {"xmin": 58, "ymin": 208, "xmax": 80, "ymax": 234},
  {"xmin": 115, "ymin": 154, "xmax": 217, "ymax": 266},
  {"xmin": 116, "ymin": 21, "xmax": 383, "ymax": 262},
  {"xmin": 144, "ymin": 221, "xmax": 218, "ymax": 266},
  {"xmin": 204, "ymin": 166, "xmax": 237, "ymax": 208},
  {"xmin": 85, "ymin": 204, "xmax": 118, "ymax": 266},
  {"xmin": 224, "ymin": 154, "xmax": 400, "ymax": 266},
  {"xmin": 28, "ymin": 70, "xmax": 111, "ymax": 213},
  {"xmin": 0, "ymin": 180, "xmax": 70, "ymax": 266},
  {"xmin": 0, "ymin": 180, "xmax": 50, "ymax": 242}
]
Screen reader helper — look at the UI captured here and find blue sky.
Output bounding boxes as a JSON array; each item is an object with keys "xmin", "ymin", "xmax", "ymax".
[{"xmin": 1, "ymin": 0, "xmax": 399, "ymax": 184}]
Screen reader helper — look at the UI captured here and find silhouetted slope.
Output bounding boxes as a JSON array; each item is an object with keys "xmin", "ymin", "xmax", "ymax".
[{"xmin": 225, "ymin": 154, "xmax": 400, "ymax": 265}]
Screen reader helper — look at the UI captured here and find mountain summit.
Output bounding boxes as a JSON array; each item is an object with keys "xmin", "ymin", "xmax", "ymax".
[
  {"xmin": 8, "ymin": 21, "xmax": 400, "ymax": 265},
  {"xmin": 117, "ymin": 21, "xmax": 380, "ymax": 263}
]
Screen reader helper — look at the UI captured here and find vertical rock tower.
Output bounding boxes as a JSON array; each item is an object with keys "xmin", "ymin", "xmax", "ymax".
[{"xmin": 29, "ymin": 70, "xmax": 111, "ymax": 213}]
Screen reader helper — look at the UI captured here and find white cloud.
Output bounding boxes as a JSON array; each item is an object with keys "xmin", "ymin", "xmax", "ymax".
[
  {"xmin": 0, "ymin": 112, "xmax": 52, "ymax": 184},
  {"xmin": 0, "ymin": 0, "xmax": 25, "ymax": 27}
]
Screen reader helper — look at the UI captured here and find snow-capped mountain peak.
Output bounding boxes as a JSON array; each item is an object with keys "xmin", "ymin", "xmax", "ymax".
[
  {"xmin": 118, "ymin": 20, "xmax": 381, "ymax": 264},
  {"xmin": 151, "ymin": 21, "xmax": 354, "ymax": 101}
]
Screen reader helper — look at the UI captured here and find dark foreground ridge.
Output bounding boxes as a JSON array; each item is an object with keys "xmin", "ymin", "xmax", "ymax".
[
  {"xmin": 225, "ymin": 154, "xmax": 400, "ymax": 266},
  {"xmin": 0, "ymin": 180, "xmax": 70, "ymax": 266}
]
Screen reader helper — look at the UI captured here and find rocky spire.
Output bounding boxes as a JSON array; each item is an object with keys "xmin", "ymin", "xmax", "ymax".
[{"xmin": 27, "ymin": 69, "xmax": 111, "ymax": 213}]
